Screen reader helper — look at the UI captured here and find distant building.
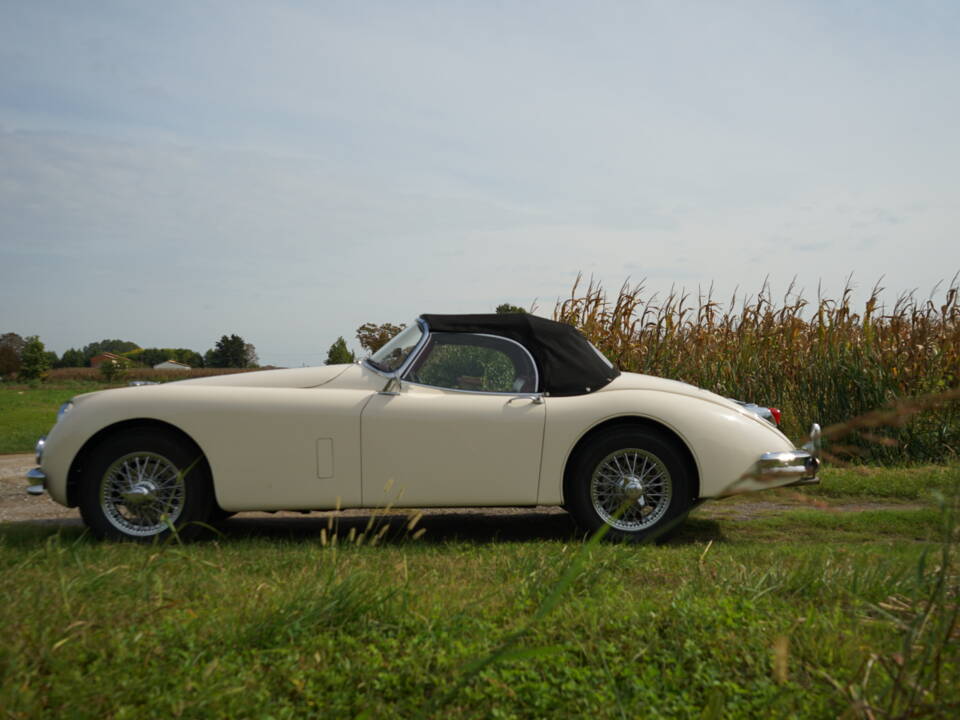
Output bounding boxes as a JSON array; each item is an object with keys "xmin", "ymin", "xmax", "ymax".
[
  {"xmin": 153, "ymin": 360, "xmax": 191, "ymax": 370},
  {"xmin": 90, "ymin": 352, "xmax": 125, "ymax": 368}
]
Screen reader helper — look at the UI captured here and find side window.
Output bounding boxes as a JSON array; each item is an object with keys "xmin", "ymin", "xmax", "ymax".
[{"xmin": 405, "ymin": 333, "xmax": 537, "ymax": 393}]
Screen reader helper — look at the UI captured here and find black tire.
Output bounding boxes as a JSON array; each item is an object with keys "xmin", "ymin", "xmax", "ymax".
[
  {"xmin": 566, "ymin": 427, "xmax": 692, "ymax": 543},
  {"xmin": 78, "ymin": 427, "xmax": 214, "ymax": 542}
]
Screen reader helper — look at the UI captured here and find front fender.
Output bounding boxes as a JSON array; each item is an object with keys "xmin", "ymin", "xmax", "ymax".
[
  {"xmin": 40, "ymin": 386, "xmax": 210, "ymax": 507},
  {"xmin": 40, "ymin": 384, "xmax": 371, "ymax": 511}
]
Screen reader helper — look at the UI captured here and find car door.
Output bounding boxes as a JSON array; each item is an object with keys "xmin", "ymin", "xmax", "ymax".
[{"xmin": 360, "ymin": 333, "xmax": 546, "ymax": 507}]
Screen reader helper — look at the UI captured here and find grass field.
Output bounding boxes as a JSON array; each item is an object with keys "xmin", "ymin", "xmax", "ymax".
[
  {"xmin": 0, "ymin": 375, "xmax": 255, "ymax": 454},
  {"xmin": 2, "ymin": 467, "xmax": 957, "ymax": 718},
  {"xmin": 2, "ymin": 376, "xmax": 957, "ymax": 717},
  {"xmin": 0, "ymin": 381, "xmax": 109, "ymax": 454}
]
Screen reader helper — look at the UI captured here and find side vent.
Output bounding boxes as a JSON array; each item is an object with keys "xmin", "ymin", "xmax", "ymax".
[{"xmin": 316, "ymin": 438, "xmax": 334, "ymax": 478}]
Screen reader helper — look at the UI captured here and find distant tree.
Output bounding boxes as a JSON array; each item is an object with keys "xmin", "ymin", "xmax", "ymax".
[
  {"xmin": 173, "ymin": 349, "xmax": 204, "ymax": 367},
  {"xmin": 121, "ymin": 348, "xmax": 147, "ymax": 366},
  {"xmin": 44, "ymin": 350, "xmax": 59, "ymax": 368},
  {"xmin": 99, "ymin": 358, "xmax": 127, "ymax": 383},
  {"xmin": 206, "ymin": 334, "xmax": 250, "ymax": 368},
  {"xmin": 0, "ymin": 333, "xmax": 24, "ymax": 376},
  {"xmin": 1, "ymin": 332, "xmax": 26, "ymax": 355},
  {"xmin": 131, "ymin": 348, "xmax": 164, "ymax": 367},
  {"xmin": 0, "ymin": 345, "xmax": 19, "ymax": 378},
  {"xmin": 496, "ymin": 303, "xmax": 527, "ymax": 314},
  {"xmin": 356, "ymin": 322, "xmax": 406, "ymax": 354},
  {"xmin": 325, "ymin": 337, "xmax": 356, "ymax": 365},
  {"xmin": 244, "ymin": 343, "xmax": 259, "ymax": 368},
  {"xmin": 19, "ymin": 336, "xmax": 51, "ymax": 380},
  {"xmin": 56, "ymin": 348, "xmax": 86, "ymax": 368}
]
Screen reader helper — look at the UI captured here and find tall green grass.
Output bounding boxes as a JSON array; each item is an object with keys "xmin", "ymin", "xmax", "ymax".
[
  {"xmin": 1, "ymin": 497, "xmax": 956, "ymax": 718},
  {"xmin": 557, "ymin": 276, "xmax": 960, "ymax": 463}
]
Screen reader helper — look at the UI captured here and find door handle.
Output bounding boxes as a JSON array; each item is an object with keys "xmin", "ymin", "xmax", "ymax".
[{"xmin": 508, "ymin": 395, "xmax": 544, "ymax": 405}]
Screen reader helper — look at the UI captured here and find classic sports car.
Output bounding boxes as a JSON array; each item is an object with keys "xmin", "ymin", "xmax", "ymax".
[{"xmin": 28, "ymin": 313, "xmax": 821, "ymax": 542}]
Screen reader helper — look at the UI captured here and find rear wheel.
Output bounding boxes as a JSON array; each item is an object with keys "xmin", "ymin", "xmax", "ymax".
[
  {"xmin": 78, "ymin": 428, "xmax": 214, "ymax": 541},
  {"xmin": 566, "ymin": 427, "xmax": 692, "ymax": 542}
]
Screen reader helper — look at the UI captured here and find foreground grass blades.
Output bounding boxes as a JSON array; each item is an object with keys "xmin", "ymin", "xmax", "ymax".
[{"xmin": 2, "ymin": 467, "xmax": 958, "ymax": 718}]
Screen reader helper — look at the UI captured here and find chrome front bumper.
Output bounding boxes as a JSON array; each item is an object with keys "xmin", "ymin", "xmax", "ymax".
[
  {"xmin": 26, "ymin": 468, "xmax": 47, "ymax": 496},
  {"xmin": 26, "ymin": 434, "xmax": 48, "ymax": 496}
]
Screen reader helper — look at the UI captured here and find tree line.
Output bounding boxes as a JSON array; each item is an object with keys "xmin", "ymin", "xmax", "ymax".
[
  {"xmin": 3, "ymin": 302, "xmax": 530, "ymax": 379},
  {"xmin": 0, "ymin": 332, "xmax": 259, "ymax": 381}
]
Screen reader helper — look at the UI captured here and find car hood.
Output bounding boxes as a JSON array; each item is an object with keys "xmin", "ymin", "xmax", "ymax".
[{"xmin": 173, "ymin": 364, "xmax": 354, "ymax": 389}]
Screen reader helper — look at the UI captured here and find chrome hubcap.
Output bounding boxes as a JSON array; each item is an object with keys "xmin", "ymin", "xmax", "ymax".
[
  {"xmin": 623, "ymin": 476, "xmax": 645, "ymax": 502},
  {"xmin": 590, "ymin": 448, "xmax": 672, "ymax": 531},
  {"xmin": 122, "ymin": 481, "xmax": 158, "ymax": 505},
  {"xmin": 100, "ymin": 452, "xmax": 185, "ymax": 537}
]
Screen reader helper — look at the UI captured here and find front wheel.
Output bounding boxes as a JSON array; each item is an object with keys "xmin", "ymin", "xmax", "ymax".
[
  {"xmin": 78, "ymin": 428, "xmax": 214, "ymax": 541},
  {"xmin": 566, "ymin": 427, "xmax": 692, "ymax": 542}
]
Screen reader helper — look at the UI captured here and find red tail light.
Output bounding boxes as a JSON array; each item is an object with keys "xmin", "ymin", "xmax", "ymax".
[{"xmin": 769, "ymin": 407, "xmax": 782, "ymax": 426}]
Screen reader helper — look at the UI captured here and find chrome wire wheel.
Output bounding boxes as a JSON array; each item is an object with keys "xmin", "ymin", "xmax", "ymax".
[
  {"xmin": 99, "ymin": 451, "xmax": 185, "ymax": 537},
  {"xmin": 589, "ymin": 448, "xmax": 673, "ymax": 532}
]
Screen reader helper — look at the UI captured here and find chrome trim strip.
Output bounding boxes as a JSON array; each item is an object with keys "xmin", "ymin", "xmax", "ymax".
[
  {"xmin": 402, "ymin": 317, "xmax": 432, "ymax": 376},
  {"xmin": 35, "ymin": 435, "xmax": 46, "ymax": 464},
  {"xmin": 402, "ymin": 381, "xmax": 546, "ymax": 399}
]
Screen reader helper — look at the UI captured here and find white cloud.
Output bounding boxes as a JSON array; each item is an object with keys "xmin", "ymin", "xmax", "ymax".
[{"xmin": 1, "ymin": 1, "xmax": 958, "ymax": 364}]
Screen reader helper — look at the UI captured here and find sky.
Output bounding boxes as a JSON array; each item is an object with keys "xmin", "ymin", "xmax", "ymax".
[{"xmin": 1, "ymin": 0, "xmax": 958, "ymax": 367}]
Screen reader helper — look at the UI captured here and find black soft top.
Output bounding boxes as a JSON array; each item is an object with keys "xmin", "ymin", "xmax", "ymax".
[{"xmin": 421, "ymin": 313, "xmax": 619, "ymax": 396}]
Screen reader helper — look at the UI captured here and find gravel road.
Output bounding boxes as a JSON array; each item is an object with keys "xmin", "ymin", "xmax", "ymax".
[
  {"xmin": 0, "ymin": 453, "xmax": 79, "ymax": 524},
  {"xmin": 0, "ymin": 453, "xmax": 573, "ymax": 539}
]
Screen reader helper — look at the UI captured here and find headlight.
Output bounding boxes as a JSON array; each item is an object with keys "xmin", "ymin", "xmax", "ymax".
[{"xmin": 56, "ymin": 401, "xmax": 74, "ymax": 423}]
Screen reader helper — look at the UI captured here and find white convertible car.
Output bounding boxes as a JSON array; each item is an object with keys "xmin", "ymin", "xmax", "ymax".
[{"xmin": 27, "ymin": 313, "xmax": 821, "ymax": 542}]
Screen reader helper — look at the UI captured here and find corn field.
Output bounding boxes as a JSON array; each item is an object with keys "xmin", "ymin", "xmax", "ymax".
[{"xmin": 556, "ymin": 275, "xmax": 960, "ymax": 464}]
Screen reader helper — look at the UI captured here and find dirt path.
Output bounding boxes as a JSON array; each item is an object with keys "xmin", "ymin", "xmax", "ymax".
[
  {"xmin": 0, "ymin": 453, "xmax": 79, "ymax": 523},
  {"xmin": 0, "ymin": 452, "xmax": 927, "ymax": 528}
]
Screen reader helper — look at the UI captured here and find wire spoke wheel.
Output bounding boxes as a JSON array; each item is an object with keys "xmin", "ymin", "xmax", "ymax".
[
  {"xmin": 589, "ymin": 448, "xmax": 673, "ymax": 532},
  {"xmin": 99, "ymin": 451, "xmax": 185, "ymax": 537}
]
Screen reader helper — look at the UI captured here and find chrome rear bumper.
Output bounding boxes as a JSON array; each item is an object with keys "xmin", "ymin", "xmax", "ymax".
[
  {"xmin": 741, "ymin": 423, "xmax": 822, "ymax": 487},
  {"xmin": 744, "ymin": 450, "xmax": 820, "ymax": 485}
]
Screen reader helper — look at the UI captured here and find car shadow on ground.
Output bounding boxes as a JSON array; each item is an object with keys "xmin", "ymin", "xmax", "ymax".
[
  {"xmin": 0, "ymin": 512, "xmax": 726, "ymax": 546},
  {"xmin": 220, "ymin": 510, "xmax": 580, "ymax": 544},
  {"xmin": 214, "ymin": 511, "xmax": 727, "ymax": 546}
]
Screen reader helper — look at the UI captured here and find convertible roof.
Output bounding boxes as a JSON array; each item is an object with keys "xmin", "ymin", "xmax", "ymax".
[{"xmin": 420, "ymin": 313, "xmax": 619, "ymax": 396}]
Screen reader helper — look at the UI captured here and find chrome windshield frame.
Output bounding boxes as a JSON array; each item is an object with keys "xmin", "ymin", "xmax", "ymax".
[{"xmin": 362, "ymin": 317, "xmax": 431, "ymax": 379}]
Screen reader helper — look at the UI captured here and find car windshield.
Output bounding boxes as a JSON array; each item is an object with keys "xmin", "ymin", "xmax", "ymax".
[{"xmin": 367, "ymin": 322, "xmax": 424, "ymax": 373}]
